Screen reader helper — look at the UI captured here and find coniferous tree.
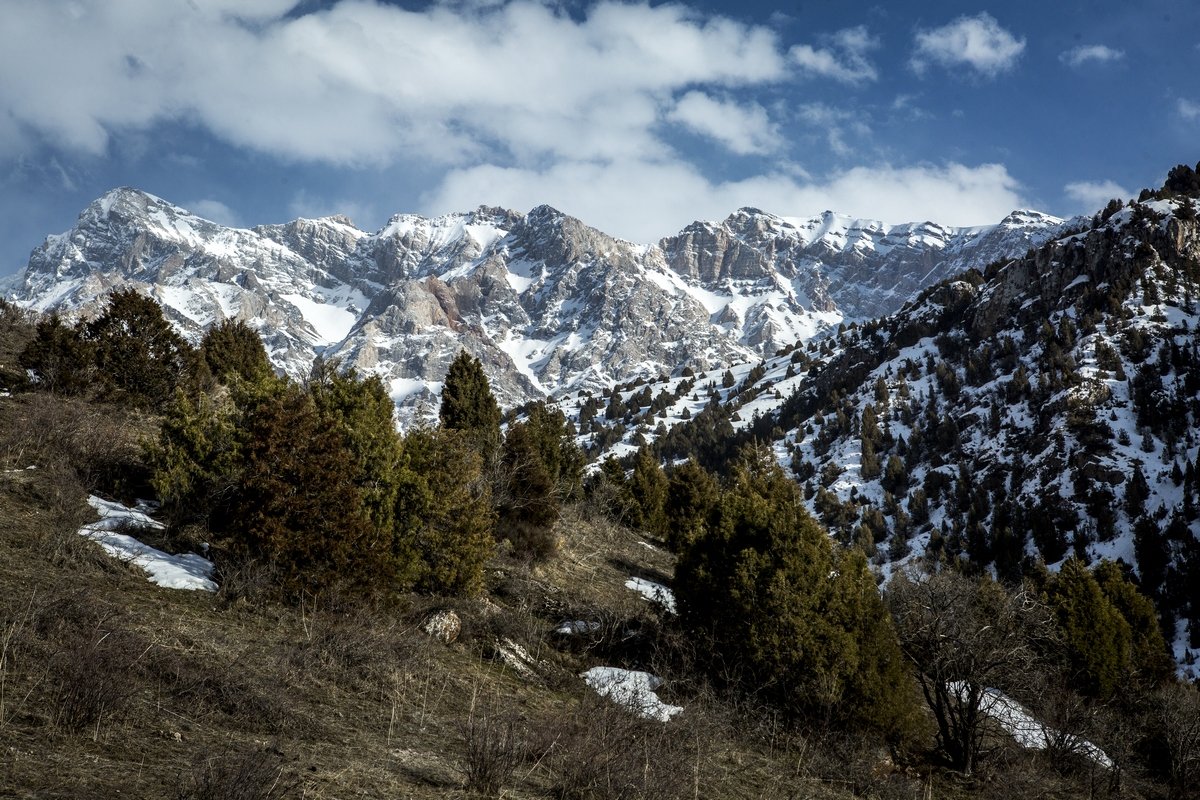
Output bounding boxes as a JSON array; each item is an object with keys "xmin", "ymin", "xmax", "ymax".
[
  {"xmin": 17, "ymin": 314, "xmax": 95, "ymax": 395},
  {"xmin": 1042, "ymin": 558, "xmax": 1131, "ymax": 699},
  {"xmin": 664, "ymin": 458, "xmax": 719, "ymax": 553},
  {"xmin": 84, "ymin": 289, "xmax": 194, "ymax": 409},
  {"xmin": 439, "ymin": 350, "xmax": 501, "ymax": 456},
  {"xmin": 622, "ymin": 447, "xmax": 668, "ymax": 537},
  {"xmin": 396, "ymin": 427, "xmax": 495, "ymax": 593},
  {"xmin": 202, "ymin": 319, "xmax": 272, "ymax": 384},
  {"xmin": 676, "ymin": 447, "xmax": 912, "ymax": 732},
  {"xmin": 495, "ymin": 420, "xmax": 561, "ymax": 561},
  {"xmin": 221, "ymin": 380, "xmax": 388, "ymax": 600}
]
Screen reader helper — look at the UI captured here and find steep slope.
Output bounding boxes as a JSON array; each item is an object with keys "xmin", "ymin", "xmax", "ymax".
[
  {"xmin": 4, "ymin": 188, "xmax": 1061, "ymax": 419},
  {"xmin": 563, "ymin": 190, "xmax": 1200, "ymax": 676}
]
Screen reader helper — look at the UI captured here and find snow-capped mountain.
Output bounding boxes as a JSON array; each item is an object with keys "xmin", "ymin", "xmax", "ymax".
[
  {"xmin": 4, "ymin": 187, "xmax": 1063, "ymax": 419},
  {"xmin": 559, "ymin": 189, "xmax": 1200, "ymax": 675}
]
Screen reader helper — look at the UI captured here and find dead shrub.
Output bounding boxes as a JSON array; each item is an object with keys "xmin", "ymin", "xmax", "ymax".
[
  {"xmin": 539, "ymin": 693, "xmax": 695, "ymax": 800},
  {"xmin": 174, "ymin": 742, "xmax": 300, "ymax": 800},
  {"xmin": 0, "ymin": 394, "xmax": 150, "ymax": 498},
  {"xmin": 285, "ymin": 608, "xmax": 418, "ymax": 691},
  {"xmin": 49, "ymin": 625, "xmax": 144, "ymax": 736},
  {"xmin": 457, "ymin": 708, "xmax": 524, "ymax": 797}
]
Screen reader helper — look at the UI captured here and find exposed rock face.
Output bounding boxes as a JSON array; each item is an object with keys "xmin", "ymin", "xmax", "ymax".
[{"xmin": 4, "ymin": 188, "xmax": 1064, "ymax": 422}]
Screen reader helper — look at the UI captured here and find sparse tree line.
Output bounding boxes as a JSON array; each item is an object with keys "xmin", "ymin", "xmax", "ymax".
[{"xmin": 6, "ymin": 291, "xmax": 580, "ymax": 602}]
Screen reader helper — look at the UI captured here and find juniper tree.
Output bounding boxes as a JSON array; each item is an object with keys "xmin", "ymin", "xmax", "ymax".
[
  {"xmin": 439, "ymin": 350, "xmax": 501, "ymax": 457},
  {"xmin": 676, "ymin": 447, "xmax": 913, "ymax": 733},
  {"xmin": 202, "ymin": 319, "xmax": 272, "ymax": 384},
  {"xmin": 84, "ymin": 289, "xmax": 194, "ymax": 409}
]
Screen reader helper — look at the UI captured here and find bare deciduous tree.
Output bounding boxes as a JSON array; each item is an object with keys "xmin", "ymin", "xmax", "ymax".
[{"xmin": 886, "ymin": 569, "xmax": 1055, "ymax": 775}]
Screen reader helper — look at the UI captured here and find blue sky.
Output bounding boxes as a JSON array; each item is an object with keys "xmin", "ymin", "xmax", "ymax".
[{"xmin": 1, "ymin": 0, "xmax": 1197, "ymax": 275}]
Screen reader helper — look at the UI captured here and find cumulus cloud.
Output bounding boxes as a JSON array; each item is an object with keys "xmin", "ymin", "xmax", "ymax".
[
  {"xmin": 911, "ymin": 13, "xmax": 1025, "ymax": 77},
  {"xmin": 425, "ymin": 159, "xmax": 1027, "ymax": 242},
  {"xmin": 790, "ymin": 25, "xmax": 880, "ymax": 84},
  {"xmin": 1178, "ymin": 99, "xmax": 1200, "ymax": 121},
  {"xmin": 1059, "ymin": 44, "xmax": 1125, "ymax": 68},
  {"xmin": 1064, "ymin": 180, "xmax": 1129, "ymax": 213},
  {"xmin": 0, "ymin": 0, "xmax": 787, "ymax": 164},
  {"xmin": 667, "ymin": 92, "xmax": 779, "ymax": 155}
]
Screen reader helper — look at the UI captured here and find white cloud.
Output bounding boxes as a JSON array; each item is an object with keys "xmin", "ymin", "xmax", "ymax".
[
  {"xmin": 1059, "ymin": 44, "xmax": 1125, "ymax": 68},
  {"xmin": 0, "ymin": 0, "xmax": 787, "ymax": 164},
  {"xmin": 667, "ymin": 92, "xmax": 779, "ymax": 155},
  {"xmin": 1063, "ymin": 180, "xmax": 1129, "ymax": 213},
  {"xmin": 1178, "ymin": 99, "xmax": 1200, "ymax": 121},
  {"xmin": 794, "ymin": 104, "xmax": 871, "ymax": 157},
  {"xmin": 789, "ymin": 25, "xmax": 880, "ymax": 84},
  {"xmin": 425, "ymin": 159, "xmax": 1026, "ymax": 243},
  {"xmin": 183, "ymin": 199, "xmax": 240, "ymax": 227},
  {"xmin": 911, "ymin": 13, "xmax": 1025, "ymax": 77}
]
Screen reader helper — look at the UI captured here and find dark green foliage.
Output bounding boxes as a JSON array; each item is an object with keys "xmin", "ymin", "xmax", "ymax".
[
  {"xmin": 1042, "ymin": 558, "xmax": 1131, "ymax": 699},
  {"xmin": 220, "ymin": 380, "xmax": 389, "ymax": 600},
  {"xmin": 621, "ymin": 448, "xmax": 668, "ymax": 537},
  {"xmin": 18, "ymin": 314, "xmax": 95, "ymax": 395},
  {"xmin": 152, "ymin": 358, "xmax": 493, "ymax": 600},
  {"xmin": 495, "ymin": 421, "xmax": 560, "ymax": 562},
  {"xmin": 675, "ymin": 448, "xmax": 913, "ymax": 732},
  {"xmin": 1093, "ymin": 561, "xmax": 1175, "ymax": 686},
  {"xmin": 202, "ymin": 319, "xmax": 272, "ymax": 384},
  {"xmin": 663, "ymin": 458, "xmax": 719, "ymax": 553},
  {"xmin": 439, "ymin": 350, "xmax": 501, "ymax": 456},
  {"xmin": 517, "ymin": 401, "xmax": 585, "ymax": 503},
  {"xmin": 396, "ymin": 427, "xmax": 495, "ymax": 594},
  {"xmin": 150, "ymin": 389, "xmax": 241, "ymax": 528},
  {"xmin": 84, "ymin": 289, "xmax": 195, "ymax": 410},
  {"xmin": 306, "ymin": 359, "xmax": 402, "ymax": 536}
]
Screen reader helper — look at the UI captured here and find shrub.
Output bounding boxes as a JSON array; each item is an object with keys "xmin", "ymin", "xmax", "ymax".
[{"xmin": 173, "ymin": 744, "xmax": 300, "ymax": 800}]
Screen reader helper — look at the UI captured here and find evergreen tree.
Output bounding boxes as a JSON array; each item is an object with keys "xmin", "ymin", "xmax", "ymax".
[
  {"xmin": 495, "ymin": 420, "xmax": 560, "ymax": 561},
  {"xmin": 396, "ymin": 428, "xmax": 495, "ymax": 594},
  {"xmin": 664, "ymin": 458, "xmax": 719, "ymax": 553},
  {"xmin": 150, "ymin": 387, "xmax": 242, "ymax": 528},
  {"xmin": 221, "ymin": 380, "xmax": 389, "ymax": 600},
  {"xmin": 84, "ymin": 289, "xmax": 194, "ymax": 409},
  {"xmin": 307, "ymin": 360, "xmax": 403, "ymax": 536},
  {"xmin": 1042, "ymin": 558, "xmax": 1131, "ymax": 699},
  {"xmin": 1093, "ymin": 561, "xmax": 1174, "ymax": 686},
  {"xmin": 676, "ymin": 448, "xmax": 912, "ymax": 732},
  {"xmin": 439, "ymin": 350, "xmax": 501, "ymax": 456},
  {"xmin": 17, "ymin": 314, "xmax": 95, "ymax": 395},
  {"xmin": 202, "ymin": 319, "xmax": 271, "ymax": 384},
  {"xmin": 622, "ymin": 447, "xmax": 668, "ymax": 537}
]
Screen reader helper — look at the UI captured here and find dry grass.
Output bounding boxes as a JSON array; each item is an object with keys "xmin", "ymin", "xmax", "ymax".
[{"xmin": 0, "ymin": 392, "xmax": 1127, "ymax": 800}]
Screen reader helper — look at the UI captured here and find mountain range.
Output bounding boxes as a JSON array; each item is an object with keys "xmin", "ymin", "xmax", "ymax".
[{"xmin": 2, "ymin": 187, "xmax": 1063, "ymax": 421}]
